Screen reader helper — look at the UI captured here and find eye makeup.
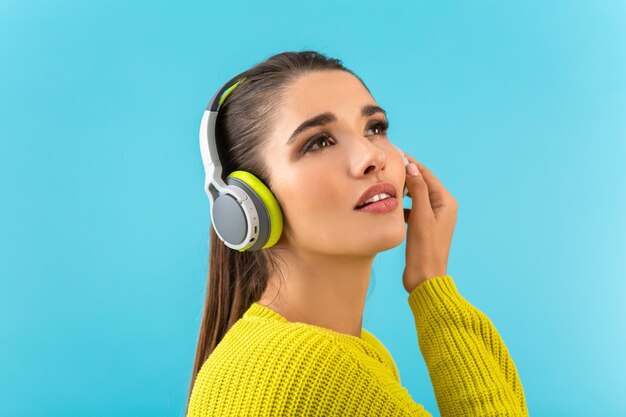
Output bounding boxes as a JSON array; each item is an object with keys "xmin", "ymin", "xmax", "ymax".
[{"xmin": 299, "ymin": 118, "xmax": 390, "ymax": 155}]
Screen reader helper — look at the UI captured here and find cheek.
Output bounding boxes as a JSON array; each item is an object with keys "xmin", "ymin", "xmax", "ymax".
[
  {"xmin": 279, "ymin": 170, "xmax": 347, "ymax": 224},
  {"xmin": 313, "ymin": 168, "xmax": 341, "ymax": 192},
  {"xmin": 304, "ymin": 170, "xmax": 346, "ymax": 211}
]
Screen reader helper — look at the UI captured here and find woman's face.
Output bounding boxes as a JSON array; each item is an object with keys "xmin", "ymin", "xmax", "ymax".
[{"xmin": 263, "ymin": 70, "xmax": 407, "ymax": 256}]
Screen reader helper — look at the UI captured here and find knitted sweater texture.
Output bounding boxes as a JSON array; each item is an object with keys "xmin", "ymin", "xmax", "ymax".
[{"xmin": 187, "ymin": 275, "xmax": 528, "ymax": 416}]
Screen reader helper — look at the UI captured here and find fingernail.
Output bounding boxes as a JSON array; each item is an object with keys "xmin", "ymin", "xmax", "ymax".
[{"xmin": 407, "ymin": 163, "xmax": 420, "ymax": 176}]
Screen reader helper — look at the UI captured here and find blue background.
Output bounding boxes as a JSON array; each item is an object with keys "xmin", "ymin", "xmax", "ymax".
[{"xmin": 2, "ymin": 1, "xmax": 625, "ymax": 416}]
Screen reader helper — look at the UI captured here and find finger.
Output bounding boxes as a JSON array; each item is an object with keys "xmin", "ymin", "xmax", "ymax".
[
  {"xmin": 403, "ymin": 153, "xmax": 456, "ymax": 210},
  {"xmin": 403, "ymin": 153, "xmax": 449, "ymax": 195},
  {"xmin": 405, "ymin": 161, "xmax": 434, "ymax": 216}
]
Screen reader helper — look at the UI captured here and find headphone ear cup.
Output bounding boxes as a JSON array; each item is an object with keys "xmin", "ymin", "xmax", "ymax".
[
  {"xmin": 211, "ymin": 191, "xmax": 250, "ymax": 248},
  {"xmin": 226, "ymin": 171, "xmax": 284, "ymax": 250}
]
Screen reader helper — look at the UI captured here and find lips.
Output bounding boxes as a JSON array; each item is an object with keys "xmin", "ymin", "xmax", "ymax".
[{"xmin": 354, "ymin": 182, "xmax": 398, "ymax": 209}]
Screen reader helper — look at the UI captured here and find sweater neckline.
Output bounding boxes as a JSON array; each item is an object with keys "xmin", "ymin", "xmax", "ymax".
[{"xmin": 246, "ymin": 302, "xmax": 367, "ymax": 342}]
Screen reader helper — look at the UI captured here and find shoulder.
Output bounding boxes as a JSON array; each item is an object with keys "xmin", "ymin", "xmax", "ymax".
[
  {"xmin": 189, "ymin": 318, "xmax": 354, "ymax": 415},
  {"xmin": 194, "ymin": 314, "xmax": 348, "ymax": 387}
]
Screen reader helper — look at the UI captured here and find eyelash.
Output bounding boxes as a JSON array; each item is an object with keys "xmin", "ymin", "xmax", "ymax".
[{"xmin": 300, "ymin": 118, "xmax": 390, "ymax": 155}]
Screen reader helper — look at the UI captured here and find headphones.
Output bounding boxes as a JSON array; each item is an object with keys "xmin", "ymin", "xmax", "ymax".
[{"xmin": 199, "ymin": 74, "xmax": 410, "ymax": 252}]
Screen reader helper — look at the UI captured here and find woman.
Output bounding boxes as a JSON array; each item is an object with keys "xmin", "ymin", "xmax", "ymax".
[{"xmin": 186, "ymin": 50, "xmax": 528, "ymax": 416}]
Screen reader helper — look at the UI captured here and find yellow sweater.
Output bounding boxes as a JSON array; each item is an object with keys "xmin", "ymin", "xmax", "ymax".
[{"xmin": 187, "ymin": 275, "xmax": 529, "ymax": 416}]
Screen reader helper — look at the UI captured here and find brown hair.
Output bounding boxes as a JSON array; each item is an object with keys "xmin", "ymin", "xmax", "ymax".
[{"xmin": 185, "ymin": 50, "xmax": 371, "ymax": 414}]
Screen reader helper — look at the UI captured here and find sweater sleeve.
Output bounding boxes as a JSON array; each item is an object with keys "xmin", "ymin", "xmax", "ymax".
[{"xmin": 408, "ymin": 275, "xmax": 529, "ymax": 416}]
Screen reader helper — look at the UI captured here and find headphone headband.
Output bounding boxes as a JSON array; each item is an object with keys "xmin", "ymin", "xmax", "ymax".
[
  {"xmin": 207, "ymin": 75, "xmax": 247, "ymax": 112},
  {"xmin": 199, "ymin": 75, "xmax": 247, "ymax": 204},
  {"xmin": 199, "ymin": 74, "xmax": 284, "ymax": 252}
]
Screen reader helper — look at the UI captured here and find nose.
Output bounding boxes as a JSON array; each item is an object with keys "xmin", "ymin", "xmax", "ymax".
[{"xmin": 351, "ymin": 139, "xmax": 387, "ymax": 178}]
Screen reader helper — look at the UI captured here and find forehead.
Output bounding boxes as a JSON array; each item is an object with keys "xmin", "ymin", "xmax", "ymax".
[{"xmin": 280, "ymin": 70, "xmax": 374, "ymax": 120}]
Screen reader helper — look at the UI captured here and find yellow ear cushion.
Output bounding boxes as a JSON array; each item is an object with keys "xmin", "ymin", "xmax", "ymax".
[{"xmin": 227, "ymin": 170, "xmax": 283, "ymax": 249}]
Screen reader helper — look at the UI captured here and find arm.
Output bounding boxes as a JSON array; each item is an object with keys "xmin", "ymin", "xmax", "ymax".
[{"xmin": 408, "ymin": 275, "xmax": 529, "ymax": 416}]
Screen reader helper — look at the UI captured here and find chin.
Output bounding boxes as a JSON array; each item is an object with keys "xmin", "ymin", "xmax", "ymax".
[{"xmin": 359, "ymin": 225, "xmax": 406, "ymax": 254}]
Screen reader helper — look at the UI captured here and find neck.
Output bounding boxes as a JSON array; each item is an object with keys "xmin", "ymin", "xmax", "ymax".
[{"xmin": 257, "ymin": 247, "xmax": 375, "ymax": 338}]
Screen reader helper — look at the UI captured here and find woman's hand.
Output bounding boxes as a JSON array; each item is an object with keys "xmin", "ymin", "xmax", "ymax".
[{"xmin": 402, "ymin": 155, "xmax": 458, "ymax": 293}]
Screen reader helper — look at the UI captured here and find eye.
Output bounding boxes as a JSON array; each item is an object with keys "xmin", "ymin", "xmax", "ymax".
[
  {"xmin": 301, "ymin": 118, "xmax": 390, "ymax": 155},
  {"xmin": 301, "ymin": 133, "xmax": 335, "ymax": 154},
  {"xmin": 365, "ymin": 118, "xmax": 390, "ymax": 137}
]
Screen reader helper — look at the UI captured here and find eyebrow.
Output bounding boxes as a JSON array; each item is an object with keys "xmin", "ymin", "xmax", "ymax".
[{"xmin": 285, "ymin": 104, "xmax": 387, "ymax": 145}]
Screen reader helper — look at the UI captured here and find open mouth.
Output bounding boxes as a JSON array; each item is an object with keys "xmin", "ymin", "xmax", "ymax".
[{"xmin": 354, "ymin": 193, "xmax": 396, "ymax": 210}]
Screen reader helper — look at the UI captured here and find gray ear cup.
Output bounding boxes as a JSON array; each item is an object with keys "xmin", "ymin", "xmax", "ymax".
[
  {"xmin": 212, "ymin": 192, "xmax": 248, "ymax": 246},
  {"xmin": 212, "ymin": 177, "xmax": 272, "ymax": 251}
]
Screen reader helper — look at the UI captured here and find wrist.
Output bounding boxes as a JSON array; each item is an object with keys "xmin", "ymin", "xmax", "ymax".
[{"xmin": 403, "ymin": 270, "xmax": 446, "ymax": 293}]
